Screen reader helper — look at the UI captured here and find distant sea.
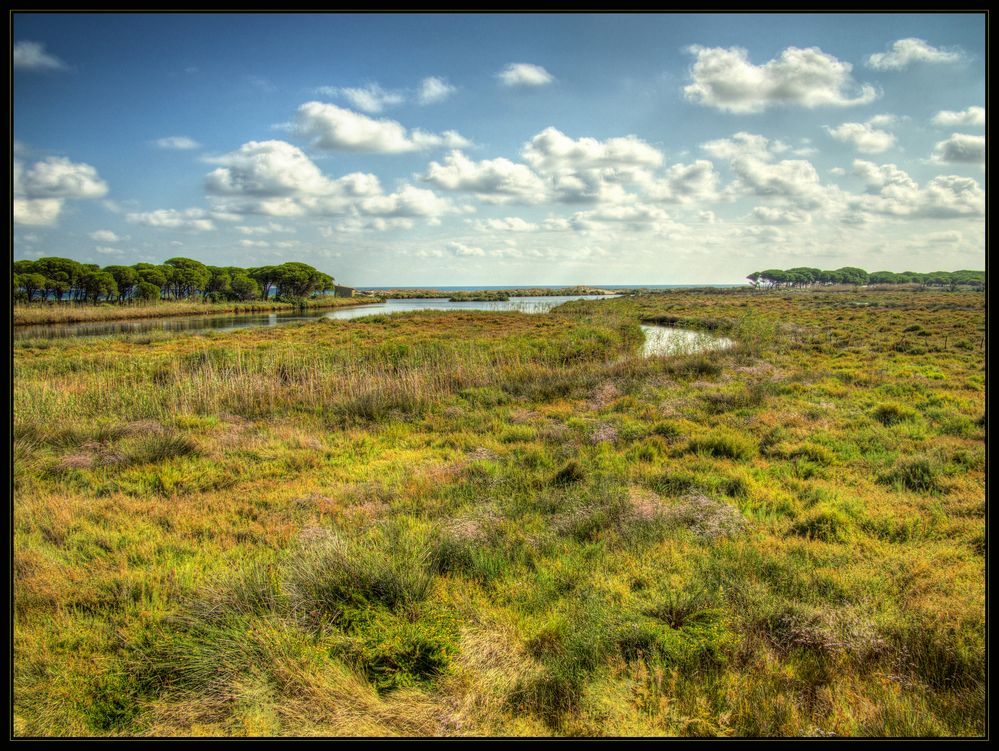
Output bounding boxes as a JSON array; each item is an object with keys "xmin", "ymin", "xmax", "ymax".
[{"xmin": 359, "ymin": 284, "xmax": 746, "ymax": 291}]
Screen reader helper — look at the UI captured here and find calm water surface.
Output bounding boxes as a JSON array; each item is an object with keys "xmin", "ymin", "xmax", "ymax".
[
  {"xmin": 14, "ymin": 296, "xmax": 611, "ymax": 340},
  {"xmin": 15, "ymin": 296, "xmax": 733, "ymax": 356}
]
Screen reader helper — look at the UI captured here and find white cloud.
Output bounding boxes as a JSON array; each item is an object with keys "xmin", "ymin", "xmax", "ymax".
[
  {"xmin": 751, "ymin": 206, "xmax": 811, "ymax": 224},
  {"xmin": 13, "ymin": 198, "xmax": 63, "ymax": 226},
  {"xmin": 19, "ymin": 157, "xmax": 109, "ymax": 199},
  {"xmin": 447, "ymin": 241, "xmax": 486, "ymax": 256},
  {"xmin": 13, "ymin": 156, "xmax": 108, "ymax": 226},
  {"xmin": 359, "ymin": 185, "xmax": 457, "ymax": 219},
  {"xmin": 337, "ymin": 217, "xmax": 416, "ymax": 233},
  {"xmin": 850, "ymin": 160, "xmax": 983, "ymax": 218},
  {"xmin": 729, "ymin": 157, "xmax": 829, "ymax": 209},
  {"xmin": 567, "ymin": 203, "xmax": 677, "ymax": 233},
  {"xmin": 318, "ymin": 83, "xmax": 405, "ymax": 114},
  {"xmin": 497, "ymin": 63, "xmax": 555, "ymax": 87},
  {"xmin": 701, "ymin": 132, "xmax": 788, "ymax": 161},
  {"xmin": 205, "ymin": 139, "xmax": 458, "ymax": 222},
  {"xmin": 13, "ymin": 40, "xmax": 67, "ymax": 71},
  {"xmin": 866, "ymin": 38, "xmax": 963, "ymax": 71},
  {"xmin": 89, "ymin": 229, "xmax": 123, "ymax": 242},
  {"xmin": 94, "ymin": 245, "xmax": 124, "ymax": 255},
  {"xmin": 518, "ymin": 127, "xmax": 667, "ymax": 206},
  {"xmin": 684, "ymin": 45, "xmax": 877, "ymax": 113},
  {"xmin": 295, "ymin": 101, "xmax": 470, "ymax": 153},
  {"xmin": 825, "ymin": 120, "xmax": 897, "ymax": 154},
  {"xmin": 205, "ymin": 140, "xmax": 335, "ymax": 197},
  {"xmin": 126, "ymin": 208, "xmax": 216, "ymax": 231},
  {"xmin": 648, "ymin": 160, "xmax": 720, "ymax": 203},
  {"xmin": 932, "ymin": 106, "xmax": 985, "ymax": 128},
  {"xmin": 153, "ymin": 136, "xmax": 202, "ymax": 150},
  {"xmin": 522, "ymin": 127, "xmax": 663, "ymax": 172},
  {"xmin": 423, "ymin": 150, "xmax": 549, "ymax": 204},
  {"xmin": 235, "ymin": 222, "xmax": 294, "ymax": 235},
  {"xmin": 418, "ymin": 76, "xmax": 456, "ymax": 105},
  {"xmin": 470, "ymin": 217, "xmax": 540, "ymax": 232},
  {"xmin": 931, "ymin": 133, "xmax": 985, "ymax": 164}
]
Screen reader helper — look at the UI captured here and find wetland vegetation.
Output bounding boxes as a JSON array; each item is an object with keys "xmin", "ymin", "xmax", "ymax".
[{"xmin": 12, "ymin": 287, "xmax": 985, "ymax": 736}]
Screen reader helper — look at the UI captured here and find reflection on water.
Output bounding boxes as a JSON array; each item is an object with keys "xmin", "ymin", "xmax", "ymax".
[
  {"xmin": 14, "ymin": 299, "xmax": 735, "ymax": 359},
  {"xmin": 14, "ymin": 296, "xmax": 613, "ymax": 340},
  {"xmin": 640, "ymin": 324, "xmax": 733, "ymax": 357}
]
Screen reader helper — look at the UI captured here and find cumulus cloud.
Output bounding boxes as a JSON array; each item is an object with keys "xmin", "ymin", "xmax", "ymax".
[
  {"xmin": 751, "ymin": 206, "xmax": 811, "ymax": 224},
  {"xmin": 931, "ymin": 106, "xmax": 985, "ymax": 128},
  {"xmin": 522, "ymin": 127, "xmax": 663, "ymax": 172},
  {"xmin": 418, "ymin": 76, "xmax": 456, "ymax": 105},
  {"xmin": 295, "ymin": 101, "xmax": 470, "ymax": 153},
  {"xmin": 647, "ymin": 160, "xmax": 720, "ymax": 203},
  {"xmin": 337, "ymin": 217, "xmax": 416, "ymax": 233},
  {"xmin": 235, "ymin": 222, "xmax": 294, "ymax": 235},
  {"xmin": 518, "ymin": 127, "xmax": 668, "ymax": 206},
  {"xmin": 730, "ymin": 157, "xmax": 829, "ymax": 209},
  {"xmin": 153, "ymin": 136, "xmax": 202, "ymax": 150},
  {"xmin": 497, "ymin": 63, "xmax": 555, "ymax": 87},
  {"xmin": 471, "ymin": 217, "xmax": 540, "ymax": 232},
  {"xmin": 825, "ymin": 120, "xmax": 897, "ymax": 154},
  {"xmin": 204, "ymin": 139, "xmax": 458, "ymax": 222},
  {"xmin": 19, "ymin": 157, "xmax": 108, "ymax": 199},
  {"xmin": 13, "ymin": 40, "xmax": 67, "ymax": 71},
  {"xmin": 13, "ymin": 198, "xmax": 63, "ymax": 226},
  {"xmin": 426, "ymin": 127, "xmax": 725, "ymax": 216},
  {"xmin": 447, "ymin": 241, "xmax": 486, "ymax": 256},
  {"xmin": 89, "ymin": 229, "xmax": 123, "ymax": 242},
  {"xmin": 126, "ymin": 208, "xmax": 216, "ymax": 231},
  {"xmin": 683, "ymin": 45, "xmax": 877, "ymax": 113},
  {"xmin": 567, "ymin": 203, "xmax": 676, "ymax": 233},
  {"xmin": 850, "ymin": 159, "xmax": 983, "ymax": 218},
  {"xmin": 13, "ymin": 156, "xmax": 109, "ymax": 226},
  {"xmin": 317, "ymin": 83, "xmax": 405, "ymax": 114},
  {"xmin": 701, "ymin": 132, "xmax": 788, "ymax": 161},
  {"xmin": 866, "ymin": 38, "xmax": 963, "ymax": 70},
  {"xmin": 423, "ymin": 150, "xmax": 549, "ymax": 204},
  {"xmin": 205, "ymin": 140, "xmax": 336, "ymax": 198},
  {"xmin": 703, "ymin": 133, "xmax": 832, "ymax": 211},
  {"xmin": 358, "ymin": 185, "xmax": 456, "ymax": 220},
  {"xmin": 931, "ymin": 133, "xmax": 985, "ymax": 164}
]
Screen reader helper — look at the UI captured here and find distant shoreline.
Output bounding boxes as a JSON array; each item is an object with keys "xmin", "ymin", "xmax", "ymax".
[
  {"xmin": 13, "ymin": 296, "xmax": 379, "ymax": 327},
  {"xmin": 360, "ymin": 284, "xmax": 747, "ymax": 290}
]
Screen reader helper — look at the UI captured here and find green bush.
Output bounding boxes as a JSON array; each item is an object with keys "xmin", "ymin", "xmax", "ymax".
[
  {"xmin": 551, "ymin": 460, "xmax": 586, "ymax": 486},
  {"xmin": 286, "ymin": 527, "xmax": 433, "ymax": 615},
  {"xmin": 872, "ymin": 403, "xmax": 919, "ymax": 426},
  {"xmin": 881, "ymin": 456, "xmax": 941, "ymax": 493},
  {"xmin": 790, "ymin": 506, "xmax": 853, "ymax": 543},
  {"xmin": 346, "ymin": 607, "xmax": 458, "ymax": 692},
  {"xmin": 687, "ymin": 430, "xmax": 756, "ymax": 461}
]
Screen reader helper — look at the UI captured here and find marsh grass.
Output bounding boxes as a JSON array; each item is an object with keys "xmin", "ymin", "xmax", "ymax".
[
  {"xmin": 13, "ymin": 289, "xmax": 985, "ymax": 736},
  {"xmin": 13, "ymin": 296, "xmax": 378, "ymax": 326}
]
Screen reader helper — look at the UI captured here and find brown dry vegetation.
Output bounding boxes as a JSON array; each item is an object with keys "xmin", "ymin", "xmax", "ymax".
[{"xmin": 13, "ymin": 288, "xmax": 985, "ymax": 736}]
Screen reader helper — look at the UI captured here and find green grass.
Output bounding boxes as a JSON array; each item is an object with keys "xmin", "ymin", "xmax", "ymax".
[
  {"xmin": 13, "ymin": 288, "xmax": 985, "ymax": 737},
  {"xmin": 13, "ymin": 295, "xmax": 378, "ymax": 326}
]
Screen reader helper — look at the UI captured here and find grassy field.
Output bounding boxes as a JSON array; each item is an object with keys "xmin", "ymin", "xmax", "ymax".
[
  {"xmin": 366, "ymin": 286, "xmax": 614, "ymax": 299},
  {"xmin": 13, "ymin": 296, "xmax": 379, "ymax": 327},
  {"xmin": 12, "ymin": 288, "xmax": 985, "ymax": 737}
]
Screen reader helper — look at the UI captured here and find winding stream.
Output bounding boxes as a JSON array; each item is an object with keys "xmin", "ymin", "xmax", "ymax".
[{"xmin": 14, "ymin": 295, "xmax": 733, "ymax": 356}]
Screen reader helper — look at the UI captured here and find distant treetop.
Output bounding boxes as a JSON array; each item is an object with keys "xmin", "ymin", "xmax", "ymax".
[{"xmin": 746, "ymin": 267, "xmax": 984, "ymax": 290}]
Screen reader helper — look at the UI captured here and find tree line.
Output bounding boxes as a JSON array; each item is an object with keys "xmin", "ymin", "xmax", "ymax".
[
  {"xmin": 13, "ymin": 257, "xmax": 337, "ymax": 304},
  {"xmin": 747, "ymin": 267, "xmax": 985, "ymax": 290}
]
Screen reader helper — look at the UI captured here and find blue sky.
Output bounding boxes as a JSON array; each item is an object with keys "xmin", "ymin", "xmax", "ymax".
[{"xmin": 13, "ymin": 13, "xmax": 985, "ymax": 285}]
